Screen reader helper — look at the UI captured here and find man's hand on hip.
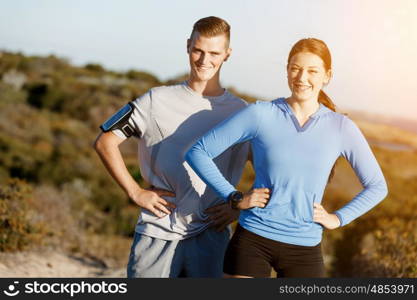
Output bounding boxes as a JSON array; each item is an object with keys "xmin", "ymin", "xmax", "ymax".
[
  {"xmin": 204, "ymin": 202, "xmax": 239, "ymax": 232},
  {"xmin": 129, "ymin": 186, "xmax": 176, "ymax": 218}
]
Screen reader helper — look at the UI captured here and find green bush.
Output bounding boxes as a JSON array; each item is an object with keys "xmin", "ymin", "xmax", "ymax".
[
  {"xmin": 85, "ymin": 63, "xmax": 105, "ymax": 73},
  {"xmin": 25, "ymin": 82, "xmax": 73, "ymax": 112},
  {"xmin": 126, "ymin": 69, "xmax": 160, "ymax": 85},
  {"xmin": 0, "ymin": 179, "xmax": 46, "ymax": 251},
  {"xmin": 0, "ymin": 82, "xmax": 27, "ymax": 104}
]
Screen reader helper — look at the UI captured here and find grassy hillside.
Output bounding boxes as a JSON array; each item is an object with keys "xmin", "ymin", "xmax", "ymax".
[
  {"xmin": 1, "ymin": 51, "xmax": 416, "ymax": 276},
  {"xmin": 0, "ymin": 51, "xmax": 257, "ymax": 266}
]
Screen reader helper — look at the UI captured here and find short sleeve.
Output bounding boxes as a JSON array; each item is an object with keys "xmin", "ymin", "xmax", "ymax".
[{"xmin": 112, "ymin": 91, "xmax": 152, "ymax": 139}]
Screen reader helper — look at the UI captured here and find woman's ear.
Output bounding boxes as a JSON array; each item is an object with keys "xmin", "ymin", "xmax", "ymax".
[{"xmin": 324, "ymin": 69, "xmax": 332, "ymax": 85}]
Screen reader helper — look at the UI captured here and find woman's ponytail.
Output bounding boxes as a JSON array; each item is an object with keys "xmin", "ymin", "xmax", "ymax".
[{"xmin": 318, "ymin": 90, "xmax": 336, "ymax": 112}]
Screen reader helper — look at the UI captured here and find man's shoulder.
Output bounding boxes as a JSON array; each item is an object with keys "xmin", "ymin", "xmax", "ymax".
[
  {"xmin": 149, "ymin": 83, "xmax": 186, "ymax": 96},
  {"xmin": 131, "ymin": 83, "xmax": 186, "ymax": 105},
  {"xmin": 224, "ymin": 91, "xmax": 248, "ymax": 108}
]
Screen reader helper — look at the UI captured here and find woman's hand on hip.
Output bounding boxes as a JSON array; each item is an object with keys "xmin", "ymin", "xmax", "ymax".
[
  {"xmin": 237, "ymin": 188, "xmax": 270, "ymax": 210},
  {"xmin": 313, "ymin": 202, "xmax": 340, "ymax": 229}
]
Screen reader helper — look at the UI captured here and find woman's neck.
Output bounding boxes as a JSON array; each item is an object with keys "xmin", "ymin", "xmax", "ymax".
[{"xmin": 286, "ymin": 97, "xmax": 320, "ymax": 126}]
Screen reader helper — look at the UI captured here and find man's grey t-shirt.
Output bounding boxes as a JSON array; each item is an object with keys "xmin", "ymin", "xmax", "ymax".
[{"xmin": 113, "ymin": 82, "xmax": 249, "ymax": 240}]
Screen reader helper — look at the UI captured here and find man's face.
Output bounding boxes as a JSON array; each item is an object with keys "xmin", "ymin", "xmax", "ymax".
[{"xmin": 187, "ymin": 32, "xmax": 231, "ymax": 82}]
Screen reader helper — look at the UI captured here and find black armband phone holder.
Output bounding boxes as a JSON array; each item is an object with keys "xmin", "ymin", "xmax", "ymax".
[{"xmin": 100, "ymin": 102, "xmax": 138, "ymax": 137}]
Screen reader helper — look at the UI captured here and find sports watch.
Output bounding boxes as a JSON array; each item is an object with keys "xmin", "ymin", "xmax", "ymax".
[{"xmin": 228, "ymin": 191, "xmax": 244, "ymax": 210}]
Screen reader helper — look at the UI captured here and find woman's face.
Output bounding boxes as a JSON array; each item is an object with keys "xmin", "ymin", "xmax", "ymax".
[{"xmin": 287, "ymin": 52, "xmax": 331, "ymax": 102}]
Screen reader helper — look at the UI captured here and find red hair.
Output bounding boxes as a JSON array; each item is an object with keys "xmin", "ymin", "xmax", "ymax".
[{"xmin": 287, "ymin": 38, "xmax": 335, "ymax": 112}]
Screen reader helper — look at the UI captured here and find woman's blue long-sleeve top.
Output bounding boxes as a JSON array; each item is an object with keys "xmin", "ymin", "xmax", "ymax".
[{"xmin": 185, "ymin": 99, "xmax": 388, "ymax": 246}]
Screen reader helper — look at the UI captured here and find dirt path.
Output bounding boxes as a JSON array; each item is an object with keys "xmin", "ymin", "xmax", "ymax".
[{"xmin": 0, "ymin": 251, "xmax": 126, "ymax": 278}]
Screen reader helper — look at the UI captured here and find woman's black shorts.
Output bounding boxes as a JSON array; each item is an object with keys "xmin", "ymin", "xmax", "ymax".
[{"xmin": 224, "ymin": 224, "xmax": 325, "ymax": 278}]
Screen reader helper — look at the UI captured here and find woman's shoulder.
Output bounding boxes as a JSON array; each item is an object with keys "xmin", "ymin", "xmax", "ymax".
[
  {"xmin": 321, "ymin": 108, "xmax": 350, "ymax": 122},
  {"xmin": 330, "ymin": 111, "xmax": 356, "ymax": 125},
  {"xmin": 248, "ymin": 98, "xmax": 285, "ymax": 110},
  {"xmin": 244, "ymin": 99, "xmax": 274, "ymax": 112},
  {"xmin": 322, "ymin": 110, "xmax": 361, "ymax": 134}
]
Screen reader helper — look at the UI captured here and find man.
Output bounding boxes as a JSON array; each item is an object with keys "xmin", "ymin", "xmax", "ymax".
[{"xmin": 94, "ymin": 16, "xmax": 249, "ymax": 278}]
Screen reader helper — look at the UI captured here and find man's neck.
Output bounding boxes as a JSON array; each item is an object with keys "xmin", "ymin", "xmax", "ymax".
[{"xmin": 187, "ymin": 77, "xmax": 224, "ymax": 97}]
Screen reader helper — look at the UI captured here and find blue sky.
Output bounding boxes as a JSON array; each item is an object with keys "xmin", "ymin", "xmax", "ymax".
[{"xmin": 1, "ymin": 0, "xmax": 417, "ymax": 119}]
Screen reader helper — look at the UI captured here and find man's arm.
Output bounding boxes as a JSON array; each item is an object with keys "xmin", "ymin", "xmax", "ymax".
[{"xmin": 93, "ymin": 131, "xmax": 176, "ymax": 218}]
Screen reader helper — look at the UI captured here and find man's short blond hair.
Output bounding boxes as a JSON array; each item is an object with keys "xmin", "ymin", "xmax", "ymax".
[{"xmin": 190, "ymin": 16, "xmax": 230, "ymax": 45}]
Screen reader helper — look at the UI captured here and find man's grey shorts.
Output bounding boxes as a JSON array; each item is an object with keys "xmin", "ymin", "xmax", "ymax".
[{"xmin": 127, "ymin": 227, "xmax": 231, "ymax": 278}]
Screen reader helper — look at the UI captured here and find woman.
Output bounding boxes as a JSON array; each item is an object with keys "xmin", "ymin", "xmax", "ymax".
[{"xmin": 185, "ymin": 38, "xmax": 388, "ymax": 278}]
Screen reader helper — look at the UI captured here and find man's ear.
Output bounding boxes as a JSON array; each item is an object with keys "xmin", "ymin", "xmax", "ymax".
[
  {"xmin": 186, "ymin": 39, "xmax": 191, "ymax": 54},
  {"xmin": 224, "ymin": 48, "xmax": 232, "ymax": 62}
]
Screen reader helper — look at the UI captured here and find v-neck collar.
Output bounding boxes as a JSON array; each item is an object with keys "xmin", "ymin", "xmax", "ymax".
[{"xmin": 275, "ymin": 98, "xmax": 328, "ymax": 133}]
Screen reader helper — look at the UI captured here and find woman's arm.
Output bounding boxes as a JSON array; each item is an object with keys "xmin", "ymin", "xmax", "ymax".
[
  {"xmin": 185, "ymin": 103, "xmax": 263, "ymax": 200},
  {"xmin": 334, "ymin": 117, "xmax": 388, "ymax": 226}
]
